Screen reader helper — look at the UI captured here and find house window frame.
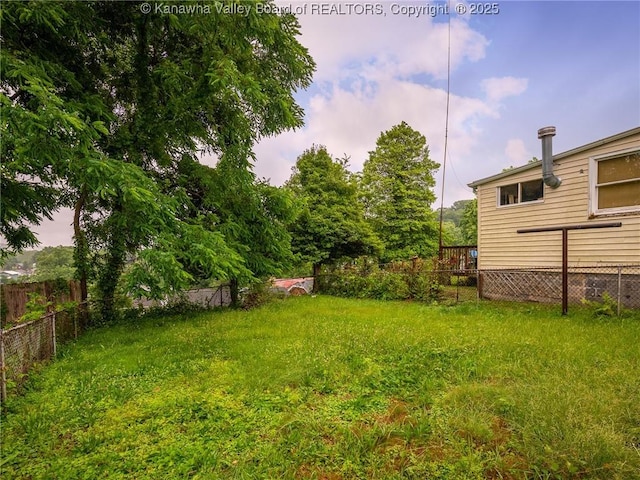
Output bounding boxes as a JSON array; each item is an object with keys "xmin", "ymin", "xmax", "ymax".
[
  {"xmin": 588, "ymin": 148, "xmax": 640, "ymax": 217},
  {"xmin": 497, "ymin": 179, "xmax": 544, "ymax": 207}
]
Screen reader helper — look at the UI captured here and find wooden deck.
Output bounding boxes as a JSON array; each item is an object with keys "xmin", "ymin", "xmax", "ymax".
[{"xmin": 439, "ymin": 245, "xmax": 478, "ymax": 275}]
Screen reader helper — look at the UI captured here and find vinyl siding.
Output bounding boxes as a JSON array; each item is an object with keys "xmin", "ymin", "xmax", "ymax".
[{"xmin": 476, "ymin": 132, "xmax": 640, "ymax": 269}]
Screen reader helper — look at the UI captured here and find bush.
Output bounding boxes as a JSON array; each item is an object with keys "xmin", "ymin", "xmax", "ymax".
[
  {"xmin": 408, "ymin": 272, "xmax": 442, "ymax": 301},
  {"xmin": 317, "ymin": 259, "xmax": 442, "ymax": 302},
  {"xmin": 366, "ymin": 271, "xmax": 409, "ymax": 300},
  {"xmin": 19, "ymin": 293, "xmax": 51, "ymax": 323},
  {"xmin": 241, "ymin": 280, "xmax": 284, "ymax": 310},
  {"xmin": 581, "ymin": 291, "xmax": 622, "ymax": 317}
]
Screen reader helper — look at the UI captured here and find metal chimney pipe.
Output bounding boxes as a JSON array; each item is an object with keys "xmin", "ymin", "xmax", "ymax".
[{"xmin": 538, "ymin": 126, "xmax": 561, "ymax": 188}]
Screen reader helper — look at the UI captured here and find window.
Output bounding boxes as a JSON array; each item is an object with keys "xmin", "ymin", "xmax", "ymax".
[
  {"xmin": 498, "ymin": 179, "xmax": 544, "ymax": 206},
  {"xmin": 590, "ymin": 150, "xmax": 640, "ymax": 216}
]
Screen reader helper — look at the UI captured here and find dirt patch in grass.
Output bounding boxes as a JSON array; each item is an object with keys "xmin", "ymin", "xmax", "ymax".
[
  {"xmin": 296, "ymin": 464, "xmax": 344, "ymax": 480},
  {"xmin": 485, "ymin": 452, "xmax": 530, "ymax": 480},
  {"xmin": 374, "ymin": 398, "xmax": 413, "ymax": 425}
]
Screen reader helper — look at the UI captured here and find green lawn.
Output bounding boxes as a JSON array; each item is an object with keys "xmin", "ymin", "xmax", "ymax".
[{"xmin": 2, "ymin": 297, "xmax": 639, "ymax": 479}]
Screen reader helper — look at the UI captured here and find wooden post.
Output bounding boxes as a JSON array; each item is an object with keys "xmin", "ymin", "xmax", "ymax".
[
  {"xmin": 51, "ymin": 312, "xmax": 57, "ymax": 358},
  {"xmin": 0, "ymin": 327, "xmax": 6, "ymax": 404},
  {"xmin": 230, "ymin": 278, "xmax": 239, "ymax": 307},
  {"xmin": 312, "ymin": 263, "xmax": 321, "ymax": 293}
]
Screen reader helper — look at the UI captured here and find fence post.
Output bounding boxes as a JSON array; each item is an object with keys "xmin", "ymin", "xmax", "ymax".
[
  {"xmin": 617, "ymin": 266, "xmax": 622, "ymax": 317},
  {"xmin": 0, "ymin": 327, "xmax": 6, "ymax": 404},
  {"xmin": 51, "ymin": 312, "xmax": 57, "ymax": 358}
]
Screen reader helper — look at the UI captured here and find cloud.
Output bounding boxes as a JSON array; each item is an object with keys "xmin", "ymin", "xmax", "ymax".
[
  {"xmin": 481, "ymin": 76, "xmax": 529, "ymax": 103},
  {"xmin": 253, "ymin": 11, "xmax": 496, "ymax": 188},
  {"xmin": 32, "ymin": 208, "xmax": 75, "ymax": 247},
  {"xmin": 255, "ymin": 75, "xmax": 498, "ymax": 187},
  {"xmin": 297, "ymin": 14, "xmax": 489, "ymax": 83},
  {"xmin": 504, "ymin": 139, "xmax": 530, "ymax": 165}
]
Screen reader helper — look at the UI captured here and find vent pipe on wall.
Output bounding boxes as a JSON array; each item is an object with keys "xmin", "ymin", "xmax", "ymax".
[{"xmin": 538, "ymin": 126, "xmax": 561, "ymax": 188}]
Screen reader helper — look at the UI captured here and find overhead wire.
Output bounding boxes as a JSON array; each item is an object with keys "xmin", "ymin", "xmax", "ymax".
[{"xmin": 446, "ymin": 150, "xmax": 476, "ymax": 194}]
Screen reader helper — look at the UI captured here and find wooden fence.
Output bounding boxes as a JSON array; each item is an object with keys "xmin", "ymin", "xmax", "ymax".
[{"xmin": 1, "ymin": 279, "xmax": 81, "ymax": 328}]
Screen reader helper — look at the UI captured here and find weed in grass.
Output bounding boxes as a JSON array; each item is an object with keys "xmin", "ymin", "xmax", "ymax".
[{"xmin": 2, "ymin": 296, "xmax": 639, "ymax": 479}]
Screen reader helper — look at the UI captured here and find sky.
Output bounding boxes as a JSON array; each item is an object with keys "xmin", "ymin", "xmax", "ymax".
[{"xmin": 34, "ymin": 0, "xmax": 640, "ymax": 247}]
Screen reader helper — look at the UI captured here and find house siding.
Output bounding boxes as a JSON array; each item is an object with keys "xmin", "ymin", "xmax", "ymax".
[{"xmin": 476, "ymin": 131, "xmax": 640, "ymax": 269}]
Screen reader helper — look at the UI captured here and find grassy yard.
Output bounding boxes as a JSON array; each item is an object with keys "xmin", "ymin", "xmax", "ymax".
[{"xmin": 1, "ymin": 297, "xmax": 639, "ymax": 479}]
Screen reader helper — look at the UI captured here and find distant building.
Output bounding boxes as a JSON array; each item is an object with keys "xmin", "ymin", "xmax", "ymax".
[{"xmin": 0, "ymin": 270, "xmax": 24, "ymax": 281}]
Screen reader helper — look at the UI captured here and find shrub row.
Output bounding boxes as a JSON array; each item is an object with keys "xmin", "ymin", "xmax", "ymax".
[{"xmin": 317, "ymin": 267, "xmax": 442, "ymax": 302}]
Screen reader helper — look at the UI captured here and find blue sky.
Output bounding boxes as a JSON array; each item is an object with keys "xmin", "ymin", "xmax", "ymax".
[
  {"xmin": 36, "ymin": 0, "xmax": 640, "ymax": 246},
  {"xmin": 250, "ymin": 0, "xmax": 640, "ymax": 199}
]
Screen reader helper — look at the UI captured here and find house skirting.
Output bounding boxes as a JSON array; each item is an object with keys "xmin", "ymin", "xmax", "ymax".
[{"xmin": 478, "ymin": 267, "xmax": 640, "ymax": 308}]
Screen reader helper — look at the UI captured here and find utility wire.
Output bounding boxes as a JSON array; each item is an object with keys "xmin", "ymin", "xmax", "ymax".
[{"xmin": 446, "ymin": 150, "xmax": 475, "ymax": 193}]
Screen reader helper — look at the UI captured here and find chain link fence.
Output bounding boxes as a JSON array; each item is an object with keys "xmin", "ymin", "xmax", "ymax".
[
  {"xmin": 1, "ymin": 303, "xmax": 85, "ymax": 402},
  {"xmin": 131, "ymin": 284, "xmax": 232, "ymax": 310},
  {"xmin": 1, "ymin": 284, "xmax": 234, "ymax": 402},
  {"xmin": 316, "ymin": 259, "xmax": 640, "ymax": 313},
  {"xmin": 479, "ymin": 264, "xmax": 640, "ymax": 312},
  {"xmin": 3, "ymin": 266, "xmax": 637, "ymax": 401}
]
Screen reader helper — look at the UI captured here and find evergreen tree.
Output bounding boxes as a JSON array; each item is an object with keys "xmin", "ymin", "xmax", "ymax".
[{"xmin": 362, "ymin": 122, "xmax": 440, "ymax": 261}]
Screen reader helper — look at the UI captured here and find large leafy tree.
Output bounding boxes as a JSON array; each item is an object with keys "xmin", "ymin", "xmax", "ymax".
[
  {"xmin": 1, "ymin": 1, "xmax": 314, "ymax": 320},
  {"xmin": 168, "ymin": 157, "xmax": 297, "ymax": 304},
  {"xmin": 361, "ymin": 122, "xmax": 440, "ymax": 262},
  {"xmin": 286, "ymin": 146, "xmax": 380, "ymax": 276}
]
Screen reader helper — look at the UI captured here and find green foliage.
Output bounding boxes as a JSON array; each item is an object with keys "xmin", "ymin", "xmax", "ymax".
[
  {"xmin": 2, "ymin": 0, "xmax": 315, "ymax": 320},
  {"xmin": 439, "ymin": 199, "xmax": 477, "ymax": 246},
  {"xmin": 287, "ymin": 146, "xmax": 381, "ymax": 271},
  {"xmin": 361, "ymin": 122, "xmax": 441, "ymax": 261},
  {"xmin": 19, "ymin": 293, "xmax": 51, "ymax": 323},
  {"xmin": 317, "ymin": 259, "xmax": 442, "ymax": 302},
  {"xmin": 441, "ymin": 220, "xmax": 464, "ymax": 245},
  {"xmin": 171, "ymin": 157, "xmax": 297, "ymax": 285},
  {"xmin": 123, "ymin": 222, "xmax": 249, "ymax": 301},
  {"xmin": 439, "ymin": 200, "xmax": 473, "ymax": 227},
  {"xmin": 460, "ymin": 198, "xmax": 478, "ymax": 245},
  {"xmin": 28, "ymin": 246, "xmax": 75, "ymax": 282},
  {"xmin": 241, "ymin": 280, "xmax": 284, "ymax": 310},
  {"xmin": 581, "ymin": 291, "xmax": 621, "ymax": 317}
]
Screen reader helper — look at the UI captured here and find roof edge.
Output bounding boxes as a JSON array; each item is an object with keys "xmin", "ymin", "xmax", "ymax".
[{"xmin": 468, "ymin": 126, "xmax": 640, "ymax": 188}]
